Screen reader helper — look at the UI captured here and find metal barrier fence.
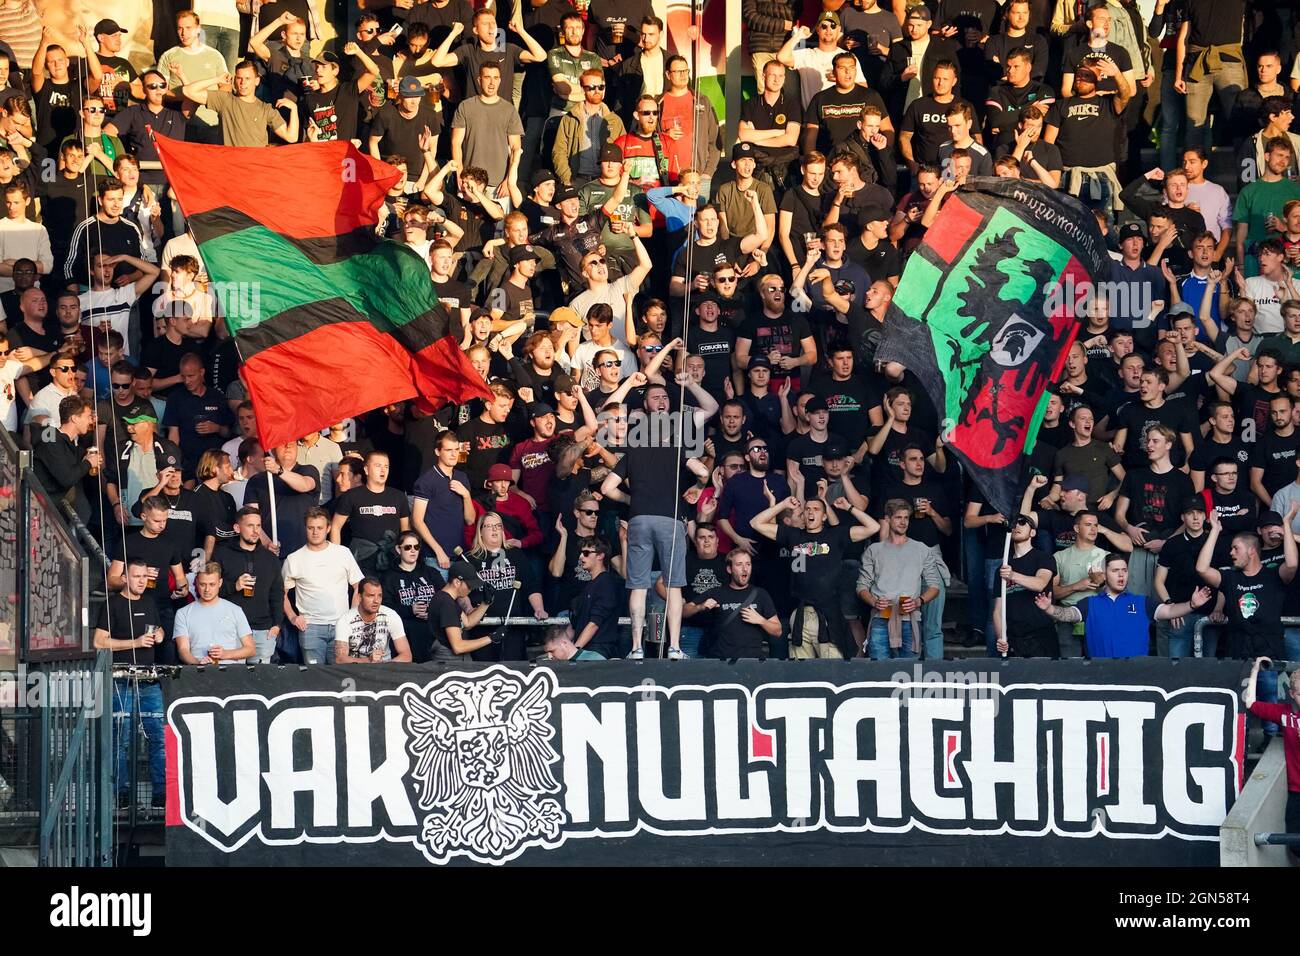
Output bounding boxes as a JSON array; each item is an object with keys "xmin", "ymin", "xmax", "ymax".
[
  {"xmin": 1193, "ymin": 616, "xmax": 1300, "ymax": 658},
  {"xmin": 0, "ymin": 426, "xmax": 112, "ymax": 866}
]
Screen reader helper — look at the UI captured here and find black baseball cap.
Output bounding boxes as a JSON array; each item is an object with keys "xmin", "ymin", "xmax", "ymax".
[
  {"xmin": 598, "ymin": 142, "xmax": 623, "ymax": 164},
  {"xmin": 527, "ymin": 401, "xmax": 556, "ymax": 419},
  {"xmin": 1061, "ymin": 477, "xmax": 1089, "ymax": 493},
  {"xmin": 531, "ymin": 167, "xmax": 558, "ymax": 189},
  {"xmin": 823, "ymin": 440, "xmax": 848, "ymax": 460},
  {"xmin": 447, "ymin": 561, "xmax": 485, "ymax": 590},
  {"xmin": 94, "ymin": 18, "xmax": 127, "ymax": 36},
  {"xmin": 1117, "ymin": 222, "xmax": 1145, "ymax": 243},
  {"xmin": 747, "ymin": 355, "xmax": 772, "ymax": 371},
  {"xmin": 508, "ymin": 243, "xmax": 540, "ymax": 265},
  {"xmin": 555, "ymin": 186, "xmax": 580, "ymax": 205},
  {"xmin": 804, "ymin": 395, "xmax": 829, "ymax": 414},
  {"xmin": 312, "ymin": 51, "xmax": 340, "ymax": 66},
  {"xmin": 1258, "ymin": 510, "xmax": 1285, "ymax": 528},
  {"xmin": 732, "ymin": 141, "xmax": 756, "ymax": 161}
]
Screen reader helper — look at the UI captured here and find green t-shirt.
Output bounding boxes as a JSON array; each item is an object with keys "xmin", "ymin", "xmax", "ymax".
[
  {"xmin": 578, "ymin": 180, "xmax": 648, "ymax": 257},
  {"xmin": 1234, "ymin": 177, "xmax": 1300, "ymax": 274},
  {"xmin": 546, "ymin": 46, "xmax": 601, "ymax": 114}
]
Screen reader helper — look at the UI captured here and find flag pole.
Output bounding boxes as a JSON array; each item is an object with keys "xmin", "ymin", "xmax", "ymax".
[
  {"xmin": 1000, "ymin": 532, "xmax": 1011, "ymax": 658},
  {"xmin": 267, "ymin": 468, "xmax": 279, "ymax": 548}
]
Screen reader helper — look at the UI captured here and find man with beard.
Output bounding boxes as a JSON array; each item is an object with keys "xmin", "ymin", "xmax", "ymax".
[{"xmin": 691, "ymin": 548, "xmax": 782, "ymax": 659}]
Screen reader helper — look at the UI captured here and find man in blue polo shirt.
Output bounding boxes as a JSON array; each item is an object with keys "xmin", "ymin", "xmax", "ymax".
[{"xmin": 1034, "ymin": 552, "xmax": 1212, "ymax": 658}]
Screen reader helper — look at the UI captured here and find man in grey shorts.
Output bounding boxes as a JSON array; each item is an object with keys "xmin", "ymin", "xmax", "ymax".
[{"xmin": 602, "ymin": 375, "xmax": 717, "ymax": 659}]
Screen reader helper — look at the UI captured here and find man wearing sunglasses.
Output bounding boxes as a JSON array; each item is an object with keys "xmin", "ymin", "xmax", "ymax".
[
  {"xmin": 24, "ymin": 350, "xmax": 81, "ymax": 432},
  {"xmin": 992, "ymin": 512, "xmax": 1060, "ymax": 657},
  {"xmin": 58, "ymin": 96, "xmax": 124, "ymax": 178},
  {"xmin": 552, "ymin": 68, "xmax": 626, "ymax": 187},
  {"xmin": 105, "ymin": 68, "xmax": 186, "ymax": 234}
]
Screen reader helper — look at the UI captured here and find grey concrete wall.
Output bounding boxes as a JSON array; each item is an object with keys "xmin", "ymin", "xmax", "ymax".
[{"xmin": 1220, "ymin": 738, "xmax": 1296, "ymax": 868}]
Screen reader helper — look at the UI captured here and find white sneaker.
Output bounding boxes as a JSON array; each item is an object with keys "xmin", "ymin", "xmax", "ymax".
[
  {"xmin": 628, "ymin": 646, "xmax": 644, "ymax": 660},
  {"xmin": 667, "ymin": 646, "xmax": 687, "ymax": 660}
]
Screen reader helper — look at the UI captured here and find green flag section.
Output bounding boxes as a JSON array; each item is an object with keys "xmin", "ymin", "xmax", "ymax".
[
  {"xmin": 155, "ymin": 137, "xmax": 489, "ymax": 450},
  {"xmin": 874, "ymin": 179, "xmax": 1110, "ymax": 520}
]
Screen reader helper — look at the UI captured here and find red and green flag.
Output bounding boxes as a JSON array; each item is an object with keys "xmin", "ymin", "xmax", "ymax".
[
  {"xmin": 155, "ymin": 137, "xmax": 489, "ymax": 451},
  {"xmin": 874, "ymin": 179, "xmax": 1108, "ymax": 519}
]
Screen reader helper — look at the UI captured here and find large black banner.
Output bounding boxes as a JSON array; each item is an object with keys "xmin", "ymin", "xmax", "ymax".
[{"xmin": 162, "ymin": 660, "xmax": 1246, "ymax": 866}]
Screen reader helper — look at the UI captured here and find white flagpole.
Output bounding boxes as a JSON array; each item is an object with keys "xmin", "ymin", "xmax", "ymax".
[
  {"xmin": 267, "ymin": 468, "xmax": 278, "ymax": 548},
  {"xmin": 1000, "ymin": 532, "xmax": 1012, "ymax": 658}
]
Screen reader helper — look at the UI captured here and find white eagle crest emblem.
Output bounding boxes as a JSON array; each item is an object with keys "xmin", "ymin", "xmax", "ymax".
[{"xmin": 400, "ymin": 666, "xmax": 565, "ymax": 864}]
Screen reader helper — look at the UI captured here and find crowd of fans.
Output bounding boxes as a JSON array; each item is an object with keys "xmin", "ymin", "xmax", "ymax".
[{"xmin": 0, "ymin": 0, "xmax": 1297, "ymax": 705}]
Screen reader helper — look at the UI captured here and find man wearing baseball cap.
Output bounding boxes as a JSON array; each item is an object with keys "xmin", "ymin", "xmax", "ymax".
[
  {"xmin": 713, "ymin": 142, "xmax": 777, "ymax": 255},
  {"xmin": 107, "ymin": 407, "xmax": 182, "ymax": 531},
  {"xmin": 885, "ymin": 6, "xmax": 960, "ymax": 112},
  {"xmin": 578, "ymin": 141, "xmax": 651, "ymax": 273},
  {"xmin": 367, "ymin": 74, "xmax": 443, "ymax": 183},
  {"xmin": 776, "ymin": 9, "xmax": 867, "ymax": 109},
  {"xmin": 529, "ymin": 165, "xmax": 632, "ymax": 292},
  {"xmin": 89, "ymin": 19, "xmax": 138, "ymax": 113},
  {"xmin": 429, "ymin": 560, "xmax": 494, "ymax": 661},
  {"xmin": 300, "ymin": 49, "xmax": 370, "ymax": 143},
  {"xmin": 487, "ymin": 244, "xmax": 540, "ymax": 327}
]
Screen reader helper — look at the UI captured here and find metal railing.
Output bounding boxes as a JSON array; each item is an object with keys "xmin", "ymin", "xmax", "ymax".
[
  {"xmin": 0, "ymin": 426, "xmax": 111, "ymax": 866},
  {"xmin": 1193, "ymin": 616, "xmax": 1300, "ymax": 658}
]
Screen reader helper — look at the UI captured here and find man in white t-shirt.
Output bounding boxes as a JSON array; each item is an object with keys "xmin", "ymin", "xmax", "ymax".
[
  {"xmin": 174, "ymin": 562, "xmax": 256, "ymax": 663},
  {"xmin": 0, "ymin": 329, "xmax": 54, "ymax": 433},
  {"xmin": 25, "ymin": 354, "xmax": 80, "ymax": 429},
  {"xmin": 156, "ymin": 9, "xmax": 230, "ymax": 125},
  {"xmin": 282, "ymin": 506, "xmax": 363, "ymax": 664},
  {"xmin": 334, "ymin": 577, "xmax": 412, "ymax": 663},
  {"xmin": 79, "ymin": 251, "xmax": 160, "ymax": 358},
  {"xmin": 568, "ymin": 237, "xmax": 652, "ymax": 354},
  {"xmin": 776, "ymin": 11, "xmax": 867, "ymax": 109}
]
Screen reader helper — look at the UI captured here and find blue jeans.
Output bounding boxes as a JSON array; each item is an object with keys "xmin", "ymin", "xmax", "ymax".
[
  {"xmin": 868, "ymin": 618, "xmax": 916, "ymax": 660},
  {"xmin": 681, "ymin": 625, "xmax": 704, "ymax": 658},
  {"xmin": 200, "ymin": 25, "xmax": 241, "ymax": 70},
  {"xmin": 1158, "ymin": 60, "xmax": 1186, "ymax": 172},
  {"xmin": 251, "ymin": 628, "xmax": 275, "ymax": 663},
  {"xmin": 962, "ymin": 529, "xmax": 988, "ymax": 641},
  {"xmin": 1159, "ymin": 614, "xmax": 1212, "ymax": 658},
  {"xmin": 984, "ymin": 557, "xmax": 1003, "ymax": 657},
  {"xmin": 1256, "ymin": 668, "xmax": 1281, "ymax": 737},
  {"xmin": 1284, "ymin": 627, "xmax": 1300, "ymax": 663},
  {"xmin": 922, "ymin": 581, "xmax": 945, "ymax": 661},
  {"xmin": 300, "ymin": 623, "xmax": 337, "ymax": 665},
  {"xmin": 113, "ymin": 680, "xmax": 164, "ymax": 799}
]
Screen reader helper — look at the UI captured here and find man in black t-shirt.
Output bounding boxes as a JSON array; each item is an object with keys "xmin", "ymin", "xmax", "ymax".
[
  {"xmin": 693, "ymin": 549, "xmax": 781, "ymax": 659},
  {"xmin": 679, "ymin": 523, "xmax": 727, "ymax": 655},
  {"xmin": 738, "ymin": 59, "xmax": 803, "ymax": 189},
  {"xmin": 93, "ymin": 557, "xmax": 165, "ymax": 807},
  {"xmin": 329, "ymin": 450, "xmax": 412, "ymax": 571},
  {"xmin": 992, "ymin": 513, "xmax": 1057, "ymax": 657},
  {"xmin": 602, "ymin": 380, "xmax": 718, "ymax": 659},
  {"xmin": 1116, "ymin": 423, "xmax": 1196, "ymax": 596},
  {"xmin": 899, "ymin": 61, "xmax": 958, "ymax": 170},
  {"xmin": 1196, "ymin": 504, "xmax": 1297, "ymax": 659},
  {"xmin": 1113, "ymin": 368, "xmax": 1195, "ymax": 469},
  {"xmin": 1043, "ymin": 62, "xmax": 1132, "ymax": 207},
  {"xmin": 1250, "ymin": 394, "xmax": 1300, "ymax": 504},
  {"xmin": 1154, "ymin": 499, "xmax": 1215, "ymax": 658},
  {"xmin": 752, "ymin": 491, "xmax": 880, "ymax": 659},
  {"xmin": 367, "ymin": 76, "xmax": 444, "ymax": 181},
  {"xmin": 734, "ymin": 277, "xmax": 817, "ymax": 395},
  {"xmin": 301, "ymin": 51, "xmax": 367, "ymax": 142},
  {"xmin": 107, "ymin": 498, "xmax": 191, "ymax": 663},
  {"xmin": 803, "ymin": 52, "xmax": 892, "ymax": 157}
]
